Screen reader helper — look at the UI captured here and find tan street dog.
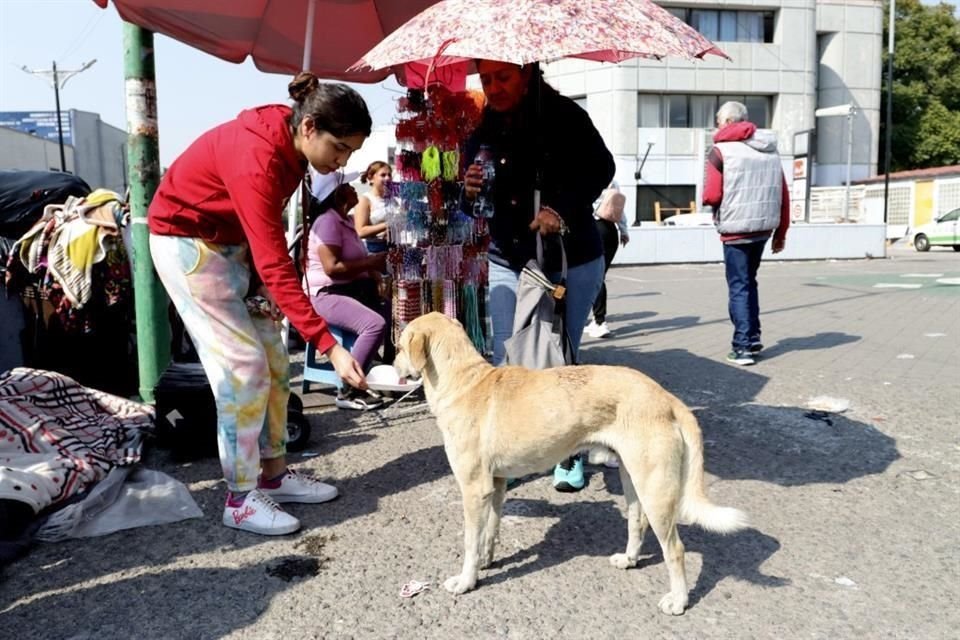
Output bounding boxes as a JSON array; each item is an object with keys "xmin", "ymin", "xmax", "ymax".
[{"xmin": 393, "ymin": 312, "xmax": 748, "ymax": 615}]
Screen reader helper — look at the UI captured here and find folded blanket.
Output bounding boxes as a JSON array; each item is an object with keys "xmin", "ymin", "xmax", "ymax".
[{"xmin": 0, "ymin": 367, "xmax": 154, "ymax": 514}]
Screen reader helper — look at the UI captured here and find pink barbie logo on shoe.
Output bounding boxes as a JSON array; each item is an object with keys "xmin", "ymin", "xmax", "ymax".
[{"xmin": 232, "ymin": 505, "xmax": 256, "ymax": 526}]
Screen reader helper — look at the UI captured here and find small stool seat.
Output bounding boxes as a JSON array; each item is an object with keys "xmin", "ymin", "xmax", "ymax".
[{"xmin": 302, "ymin": 327, "xmax": 357, "ymax": 394}]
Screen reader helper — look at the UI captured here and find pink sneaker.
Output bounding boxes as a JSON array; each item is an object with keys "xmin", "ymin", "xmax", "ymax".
[
  {"xmin": 222, "ymin": 489, "xmax": 300, "ymax": 535},
  {"xmin": 259, "ymin": 469, "xmax": 338, "ymax": 504}
]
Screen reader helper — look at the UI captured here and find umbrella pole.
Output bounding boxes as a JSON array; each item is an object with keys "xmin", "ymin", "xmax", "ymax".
[
  {"xmin": 532, "ymin": 62, "xmax": 542, "ymax": 215},
  {"xmin": 424, "ymin": 38, "xmax": 458, "ymax": 89},
  {"xmin": 283, "ymin": 0, "xmax": 317, "ymax": 343},
  {"xmin": 302, "ymin": 0, "xmax": 316, "ymax": 70}
]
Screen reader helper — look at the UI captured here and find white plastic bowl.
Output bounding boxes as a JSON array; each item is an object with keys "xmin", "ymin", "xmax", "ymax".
[{"xmin": 366, "ymin": 365, "xmax": 422, "ymax": 392}]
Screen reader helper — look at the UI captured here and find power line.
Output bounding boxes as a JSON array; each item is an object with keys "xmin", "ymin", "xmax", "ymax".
[{"xmin": 58, "ymin": 11, "xmax": 106, "ymax": 63}]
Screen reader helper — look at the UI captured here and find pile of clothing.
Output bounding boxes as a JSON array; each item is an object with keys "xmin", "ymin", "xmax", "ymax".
[
  {"xmin": 3, "ymin": 187, "xmax": 137, "ymax": 396},
  {"xmin": 0, "ymin": 367, "xmax": 201, "ymax": 565}
]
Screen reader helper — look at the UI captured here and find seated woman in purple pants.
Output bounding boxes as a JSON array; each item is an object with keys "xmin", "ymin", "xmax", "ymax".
[{"xmin": 304, "ymin": 181, "xmax": 389, "ymax": 410}]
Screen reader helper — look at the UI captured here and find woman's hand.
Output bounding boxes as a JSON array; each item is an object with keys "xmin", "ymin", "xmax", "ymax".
[
  {"xmin": 255, "ymin": 284, "xmax": 282, "ymax": 320},
  {"xmin": 463, "ymin": 163, "xmax": 484, "ymax": 201},
  {"xmin": 529, "ymin": 206, "xmax": 567, "ymax": 235},
  {"xmin": 325, "ymin": 342, "xmax": 367, "ymax": 390}
]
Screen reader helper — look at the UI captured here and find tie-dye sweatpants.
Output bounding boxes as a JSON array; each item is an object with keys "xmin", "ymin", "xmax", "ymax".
[{"xmin": 150, "ymin": 234, "xmax": 289, "ymax": 493}]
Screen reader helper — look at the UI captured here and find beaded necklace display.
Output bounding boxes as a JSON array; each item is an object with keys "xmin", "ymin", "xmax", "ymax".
[{"xmin": 386, "ymin": 85, "xmax": 490, "ymax": 353}]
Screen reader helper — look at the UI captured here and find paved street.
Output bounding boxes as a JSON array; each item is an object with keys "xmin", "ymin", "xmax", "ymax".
[{"xmin": 2, "ymin": 244, "xmax": 958, "ymax": 639}]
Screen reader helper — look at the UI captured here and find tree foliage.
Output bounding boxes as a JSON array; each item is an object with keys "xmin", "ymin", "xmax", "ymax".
[{"xmin": 880, "ymin": 0, "xmax": 960, "ymax": 171}]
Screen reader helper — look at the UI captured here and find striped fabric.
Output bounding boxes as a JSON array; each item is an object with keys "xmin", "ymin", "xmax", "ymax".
[{"xmin": 0, "ymin": 367, "xmax": 153, "ymax": 513}]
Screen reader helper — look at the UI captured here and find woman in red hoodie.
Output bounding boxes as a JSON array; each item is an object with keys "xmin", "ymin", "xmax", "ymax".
[{"xmin": 148, "ymin": 72, "xmax": 370, "ymax": 535}]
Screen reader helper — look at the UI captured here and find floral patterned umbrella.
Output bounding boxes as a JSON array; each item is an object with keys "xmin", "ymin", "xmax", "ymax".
[{"xmin": 352, "ymin": 0, "xmax": 727, "ymax": 72}]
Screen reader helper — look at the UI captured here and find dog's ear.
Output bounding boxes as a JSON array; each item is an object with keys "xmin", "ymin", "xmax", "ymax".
[{"xmin": 407, "ymin": 331, "xmax": 429, "ymax": 371}]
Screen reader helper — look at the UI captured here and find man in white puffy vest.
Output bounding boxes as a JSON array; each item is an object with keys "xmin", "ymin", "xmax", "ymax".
[{"xmin": 703, "ymin": 101, "xmax": 790, "ymax": 366}]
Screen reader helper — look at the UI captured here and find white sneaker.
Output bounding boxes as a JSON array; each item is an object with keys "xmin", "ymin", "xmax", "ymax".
[
  {"xmin": 593, "ymin": 322, "xmax": 612, "ymax": 338},
  {"xmin": 584, "ymin": 320, "xmax": 601, "ymax": 337},
  {"xmin": 222, "ymin": 489, "xmax": 300, "ymax": 535},
  {"xmin": 587, "ymin": 447, "xmax": 619, "ymax": 467},
  {"xmin": 260, "ymin": 469, "xmax": 338, "ymax": 504}
]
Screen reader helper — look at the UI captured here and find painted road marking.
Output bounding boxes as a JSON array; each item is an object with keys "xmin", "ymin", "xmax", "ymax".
[{"xmin": 874, "ymin": 283, "xmax": 923, "ymax": 289}]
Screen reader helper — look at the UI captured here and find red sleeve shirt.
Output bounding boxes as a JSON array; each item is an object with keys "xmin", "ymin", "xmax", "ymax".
[{"xmin": 148, "ymin": 104, "xmax": 337, "ymax": 354}]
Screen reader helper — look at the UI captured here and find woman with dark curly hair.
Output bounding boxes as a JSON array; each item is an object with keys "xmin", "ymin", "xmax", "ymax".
[{"xmin": 148, "ymin": 72, "xmax": 371, "ymax": 535}]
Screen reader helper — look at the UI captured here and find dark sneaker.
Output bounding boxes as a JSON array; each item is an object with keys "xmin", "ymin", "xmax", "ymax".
[
  {"xmin": 726, "ymin": 350, "xmax": 756, "ymax": 366},
  {"xmin": 553, "ymin": 455, "xmax": 585, "ymax": 492},
  {"xmin": 335, "ymin": 388, "xmax": 384, "ymax": 411},
  {"xmin": 748, "ymin": 342, "xmax": 764, "ymax": 355}
]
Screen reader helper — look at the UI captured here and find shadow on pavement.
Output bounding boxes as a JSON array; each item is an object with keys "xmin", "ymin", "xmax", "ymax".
[
  {"xmin": 760, "ymin": 332, "xmax": 860, "ymax": 360},
  {"xmin": 582, "ymin": 346, "xmax": 767, "ymax": 406},
  {"xmin": 602, "ymin": 310, "xmax": 657, "ymax": 324},
  {"xmin": 696, "ymin": 405, "xmax": 900, "ymax": 486},
  {"xmin": 0, "ymin": 438, "xmax": 447, "ymax": 623},
  {"xmin": 480, "ymin": 498, "xmax": 785, "ymax": 607},
  {"xmin": 293, "ymin": 444, "xmax": 449, "ymax": 531},
  {"xmin": 1, "ymin": 556, "xmax": 310, "ymax": 639},
  {"xmin": 612, "ymin": 315, "xmax": 702, "ymax": 339},
  {"xmin": 581, "ymin": 345, "xmax": 900, "ymax": 486}
]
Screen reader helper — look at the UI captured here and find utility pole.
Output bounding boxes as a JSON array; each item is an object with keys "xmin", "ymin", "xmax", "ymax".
[
  {"xmin": 883, "ymin": 0, "xmax": 896, "ymax": 225},
  {"xmin": 124, "ymin": 22, "xmax": 169, "ymax": 403},
  {"xmin": 20, "ymin": 59, "xmax": 97, "ymax": 172}
]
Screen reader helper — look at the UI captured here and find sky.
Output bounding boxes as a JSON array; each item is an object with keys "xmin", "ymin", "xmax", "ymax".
[
  {"xmin": 0, "ymin": 0, "xmax": 403, "ymax": 168},
  {"xmin": 0, "ymin": 1, "xmax": 955, "ymax": 169}
]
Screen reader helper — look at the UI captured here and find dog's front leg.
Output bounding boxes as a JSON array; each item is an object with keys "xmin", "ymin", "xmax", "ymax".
[
  {"xmin": 444, "ymin": 486, "xmax": 489, "ymax": 595},
  {"xmin": 479, "ymin": 477, "xmax": 507, "ymax": 569}
]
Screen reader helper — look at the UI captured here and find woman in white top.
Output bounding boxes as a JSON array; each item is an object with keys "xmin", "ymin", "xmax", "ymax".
[
  {"xmin": 353, "ymin": 160, "xmax": 391, "ymax": 253},
  {"xmin": 585, "ymin": 181, "xmax": 630, "ymax": 338}
]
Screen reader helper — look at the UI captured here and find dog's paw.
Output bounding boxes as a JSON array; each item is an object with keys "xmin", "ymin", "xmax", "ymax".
[
  {"xmin": 609, "ymin": 553, "xmax": 637, "ymax": 570},
  {"xmin": 657, "ymin": 592, "xmax": 688, "ymax": 616},
  {"xmin": 443, "ymin": 574, "xmax": 476, "ymax": 595}
]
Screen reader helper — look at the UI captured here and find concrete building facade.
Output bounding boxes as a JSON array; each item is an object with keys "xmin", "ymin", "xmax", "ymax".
[
  {"xmin": 542, "ymin": 0, "xmax": 883, "ymax": 224},
  {"xmin": 0, "ymin": 125, "xmax": 76, "ymax": 174},
  {"xmin": 0, "ymin": 109, "xmax": 127, "ymax": 193}
]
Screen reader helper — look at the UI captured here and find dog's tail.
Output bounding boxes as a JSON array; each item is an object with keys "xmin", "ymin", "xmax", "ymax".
[{"xmin": 674, "ymin": 401, "xmax": 749, "ymax": 534}]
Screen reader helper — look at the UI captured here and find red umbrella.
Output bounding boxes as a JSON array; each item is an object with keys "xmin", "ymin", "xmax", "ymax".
[
  {"xmin": 93, "ymin": 0, "xmax": 442, "ymax": 82},
  {"xmin": 352, "ymin": 0, "xmax": 727, "ymax": 73}
]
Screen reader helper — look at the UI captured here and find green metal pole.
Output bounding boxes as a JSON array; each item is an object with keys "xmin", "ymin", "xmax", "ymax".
[{"xmin": 124, "ymin": 22, "xmax": 170, "ymax": 403}]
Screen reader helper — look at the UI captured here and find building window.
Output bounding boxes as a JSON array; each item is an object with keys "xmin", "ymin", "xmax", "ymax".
[
  {"xmin": 669, "ymin": 8, "xmax": 774, "ymax": 43},
  {"xmin": 744, "ymin": 96, "xmax": 770, "ymax": 130},
  {"xmin": 635, "ymin": 185, "xmax": 697, "ymax": 224},
  {"xmin": 638, "ymin": 94, "xmax": 662, "ymax": 127},
  {"xmin": 638, "ymin": 94, "xmax": 772, "ymax": 128},
  {"xmin": 666, "ymin": 95, "xmax": 689, "ymax": 128},
  {"xmin": 690, "ymin": 95, "xmax": 716, "ymax": 128}
]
